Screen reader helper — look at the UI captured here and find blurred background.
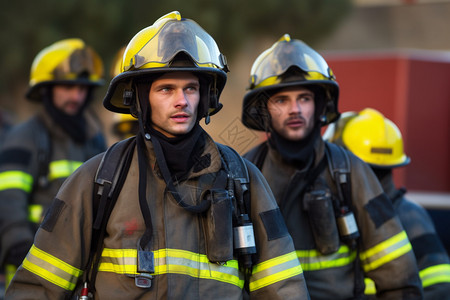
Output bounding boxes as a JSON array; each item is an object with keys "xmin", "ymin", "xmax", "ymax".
[{"xmin": 0, "ymin": 0, "xmax": 449, "ymax": 199}]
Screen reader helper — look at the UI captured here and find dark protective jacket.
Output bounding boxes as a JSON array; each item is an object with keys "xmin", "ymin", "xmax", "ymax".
[
  {"xmin": 364, "ymin": 173, "xmax": 450, "ymax": 299},
  {"xmin": 0, "ymin": 109, "xmax": 106, "ymax": 266},
  {"xmin": 6, "ymin": 131, "xmax": 310, "ymax": 299},
  {"xmin": 244, "ymin": 138, "xmax": 423, "ymax": 299}
]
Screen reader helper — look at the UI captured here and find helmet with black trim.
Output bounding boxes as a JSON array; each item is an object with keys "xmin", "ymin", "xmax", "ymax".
[
  {"xmin": 103, "ymin": 11, "xmax": 229, "ymax": 123},
  {"xmin": 324, "ymin": 108, "xmax": 410, "ymax": 168},
  {"xmin": 242, "ymin": 34, "xmax": 339, "ymax": 131},
  {"xmin": 26, "ymin": 38, "xmax": 104, "ymax": 101}
]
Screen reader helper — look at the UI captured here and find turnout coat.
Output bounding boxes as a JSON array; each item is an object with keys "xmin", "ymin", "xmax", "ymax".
[
  {"xmin": 7, "ymin": 131, "xmax": 309, "ymax": 299},
  {"xmin": 245, "ymin": 138, "xmax": 423, "ymax": 299}
]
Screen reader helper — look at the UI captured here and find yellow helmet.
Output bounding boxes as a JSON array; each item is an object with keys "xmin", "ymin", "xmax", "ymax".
[
  {"xmin": 103, "ymin": 11, "xmax": 229, "ymax": 119},
  {"xmin": 110, "ymin": 46, "xmax": 126, "ymax": 79},
  {"xmin": 112, "ymin": 113, "xmax": 139, "ymax": 139},
  {"xmin": 325, "ymin": 108, "xmax": 410, "ymax": 168},
  {"xmin": 242, "ymin": 34, "xmax": 339, "ymax": 131},
  {"xmin": 26, "ymin": 38, "xmax": 104, "ymax": 101},
  {"xmin": 322, "ymin": 111, "xmax": 358, "ymax": 143}
]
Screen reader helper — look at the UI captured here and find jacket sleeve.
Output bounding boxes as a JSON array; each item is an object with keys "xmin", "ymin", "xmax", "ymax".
[
  {"xmin": 396, "ymin": 197, "xmax": 450, "ymax": 300},
  {"xmin": 244, "ymin": 160, "xmax": 310, "ymax": 300},
  {"xmin": 348, "ymin": 154, "xmax": 423, "ymax": 299},
  {"xmin": 5, "ymin": 154, "xmax": 102, "ymax": 300},
  {"xmin": 0, "ymin": 122, "xmax": 41, "ymax": 266}
]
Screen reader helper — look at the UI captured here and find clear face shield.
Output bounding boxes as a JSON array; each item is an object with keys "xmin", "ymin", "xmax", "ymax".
[
  {"xmin": 249, "ymin": 37, "xmax": 333, "ymax": 89},
  {"xmin": 125, "ymin": 19, "xmax": 227, "ymax": 71}
]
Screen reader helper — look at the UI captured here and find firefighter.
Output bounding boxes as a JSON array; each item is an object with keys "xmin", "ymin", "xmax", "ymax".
[
  {"xmin": 324, "ymin": 107, "xmax": 450, "ymax": 299},
  {"xmin": 0, "ymin": 38, "xmax": 107, "ymax": 290},
  {"xmin": 242, "ymin": 34, "xmax": 423, "ymax": 299},
  {"xmin": 6, "ymin": 12, "xmax": 310, "ymax": 299}
]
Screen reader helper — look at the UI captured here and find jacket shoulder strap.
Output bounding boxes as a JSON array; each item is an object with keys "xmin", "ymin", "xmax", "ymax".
[
  {"xmin": 216, "ymin": 143, "xmax": 256, "ymax": 285},
  {"xmin": 93, "ymin": 137, "xmax": 135, "ymax": 217},
  {"xmin": 216, "ymin": 143, "xmax": 250, "ymax": 186},
  {"xmin": 325, "ymin": 142, "xmax": 351, "ymax": 206},
  {"xmin": 84, "ymin": 137, "xmax": 136, "ymax": 291},
  {"xmin": 216, "ymin": 143, "xmax": 251, "ymax": 212},
  {"xmin": 325, "ymin": 142, "xmax": 365, "ymax": 297}
]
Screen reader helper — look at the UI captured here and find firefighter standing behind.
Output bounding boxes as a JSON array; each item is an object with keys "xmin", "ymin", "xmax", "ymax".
[
  {"xmin": 242, "ymin": 34, "xmax": 423, "ymax": 299},
  {"xmin": 0, "ymin": 39, "xmax": 107, "ymax": 289},
  {"xmin": 6, "ymin": 12, "xmax": 310, "ymax": 299},
  {"xmin": 324, "ymin": 107, "xmax": 450, "ymax": 299}
]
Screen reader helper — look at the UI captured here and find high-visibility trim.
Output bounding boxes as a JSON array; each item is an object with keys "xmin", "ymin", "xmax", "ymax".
[
  {"xmin": 360, "ymin": 231, "xmax": 412, "ymax": 272},
  {"xmin": 296, "ymin": 245, "xmax": 356, "ymax": 271},
  {"xmin": 249, "ymin": 251, "xmax": 303, "ymax": 291},
  {"xmin": 48, "ymin": 160, "xmax": 83, "ymax": 181},
  {"xmin": 364, "ymin": 278, "xmax": 376, "ymax": 295},
  {"xmin": 0, "ymin": 170, "xmax": 33, "ymax": 193},
  {"xmin": 99, "ymin": 248, "xmax": 244, "ymax": 288},
  {"xmin": 22, "ymin": 245, "xmax": 82, "ymax": 291},
  {"xmin": 28, "ymin": 204, "xmax": 44, "ymax": 223},
  {"xmin": 420, "ymin": 264, "xmax": 450, "ymax": 288}
]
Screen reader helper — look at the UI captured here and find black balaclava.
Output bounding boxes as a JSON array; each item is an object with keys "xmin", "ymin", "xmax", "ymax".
[
  {"xmin": 148, "ymin": 125, "xmax": 204, "ymax": 181},
  {"xmin": 267, "ymin": 85, "xmax": 326, "ymax": 170},
  {"xmin": 135, "ymin": 78, "xmax": 206, "ymax": 181},
  {"xmin": 42, "ymin": 85, "xmax": 91, "ymax": 143}
]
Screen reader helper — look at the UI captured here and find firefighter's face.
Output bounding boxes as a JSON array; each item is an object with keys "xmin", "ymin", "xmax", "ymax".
[
  {"xmin": 267, "ymin": 86, "xmax": 315, "ymax": 141},
  {"xmin": 148, "ymin": 72, "xmax": 200, "ymax": 138},
  {"xmin": 52, "ymin": 84, "xmax": 88, "ymax": 115}
]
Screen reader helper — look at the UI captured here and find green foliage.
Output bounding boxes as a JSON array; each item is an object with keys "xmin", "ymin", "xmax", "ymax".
[{"xmin": 0, "ymin": 0, "xmax": 352, "ymax": 107}]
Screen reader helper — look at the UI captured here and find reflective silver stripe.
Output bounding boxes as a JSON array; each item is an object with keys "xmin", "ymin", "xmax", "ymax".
[
  {"xmin": 48, "ymin": 160, "xmax": 83, "ymax": 181},
  {"xmin": 22, "ymin": 245, "xmax": 82, "ymax": 291},
  {"xmin": 297, "ymin": 245, "xmax": 356, "ymax": 271},
  {"xmin": 420, "ymin": 264, "xmax": 450, "ymax": 287},
  {"xmin": 99, "ymin": 248, "xmax": 244, "ymax": 287},
  {"xmin": 360, "ymin": 231, "xmax": 412, "ymax": 272},
  {"xmin": 0, "ymin": 170, "xmax": 33, "ymax": 193},
  {"xmin": 249, "ymin": 251, "xmax": 303, "ymax": 291}
]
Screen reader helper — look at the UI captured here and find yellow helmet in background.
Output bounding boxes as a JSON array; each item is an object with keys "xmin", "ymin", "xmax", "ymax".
[
  {"xmin": 242, "ymin": 34, "xmax": 339, "ymax": 131},
  {"xmin": 110, "ymin": 46, "xmax": 126, "ymax": 79},
  {"xmin": 26, "ymin": 38, "xmax": 104, "ymax": 101},
  {"xmin": 112, "ymin": 113, "xmax": 139, "ymax": 139},
  {"xmin": 322, "ymin": 111, "xmax": 358, "ymax": 143},
  {"xmin": 324, "ymin": 108, "xmax": 410, "ymax": 168},
  {"xmin": 103, "ymin": 11, "xmax": 229, "ymax": 120}
]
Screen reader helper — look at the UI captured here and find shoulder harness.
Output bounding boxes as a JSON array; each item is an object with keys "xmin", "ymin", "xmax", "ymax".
[{"xmin": 83, "ymin": 138, "xmax": 253, "ymax": 293}]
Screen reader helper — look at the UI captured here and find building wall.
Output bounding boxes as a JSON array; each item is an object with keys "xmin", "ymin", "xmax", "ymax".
[{"xmin": 324, "ymin": 50, "xmax": 450, "ymax": 193}]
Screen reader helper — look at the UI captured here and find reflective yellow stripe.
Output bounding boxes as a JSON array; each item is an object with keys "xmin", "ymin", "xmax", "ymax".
[
  {"xmin": 365, "ymin": 264, "xmax": 450, "ymax": 293},
  {"xmin": 364, "ymin": 277, "xmax": 376, "ymax": 295},
  {"xmin": 48, "ymin": 160, "xmax": 82, "ymax": 181},
  {"xmin": 22, "ymin": 245, "xmax": 82, "ymax": 291},
  {"xmin": 360, "ymin": 231, "xmax": 412, "ymax": 272},
  {"xmin": 420, "ymin": 264, "xmax": 450, "ymax": 288},
  {"xmin": 249, "ymin": 251, "xmax": 303, "ymax": 291},
  {"xmin": 99, "ymin": 248, "xmax": 244, "ymax": 288},
  {"xmin": 297, "ymin": 245, "xmax": 356, "ymax": 271},
  {"xmin": 28, "ymin": 204, "xmax": 44, "ymax": 223},
  {"xmin": 0, "ymin": 170, "xmax": 33, "ymax": 193}
]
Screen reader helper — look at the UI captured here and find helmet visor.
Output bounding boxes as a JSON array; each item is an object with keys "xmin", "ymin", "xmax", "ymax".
[
  {"xmin": 251, "ymin": 39, "xmax": 332, "ymax": 88},
  {"xmin": 126, "ymin": 19, "xmax": 226, "ymax": 70},
  {"xmin": 53, "ymin": 47, "xmax": 103, "ymax": 82}
]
